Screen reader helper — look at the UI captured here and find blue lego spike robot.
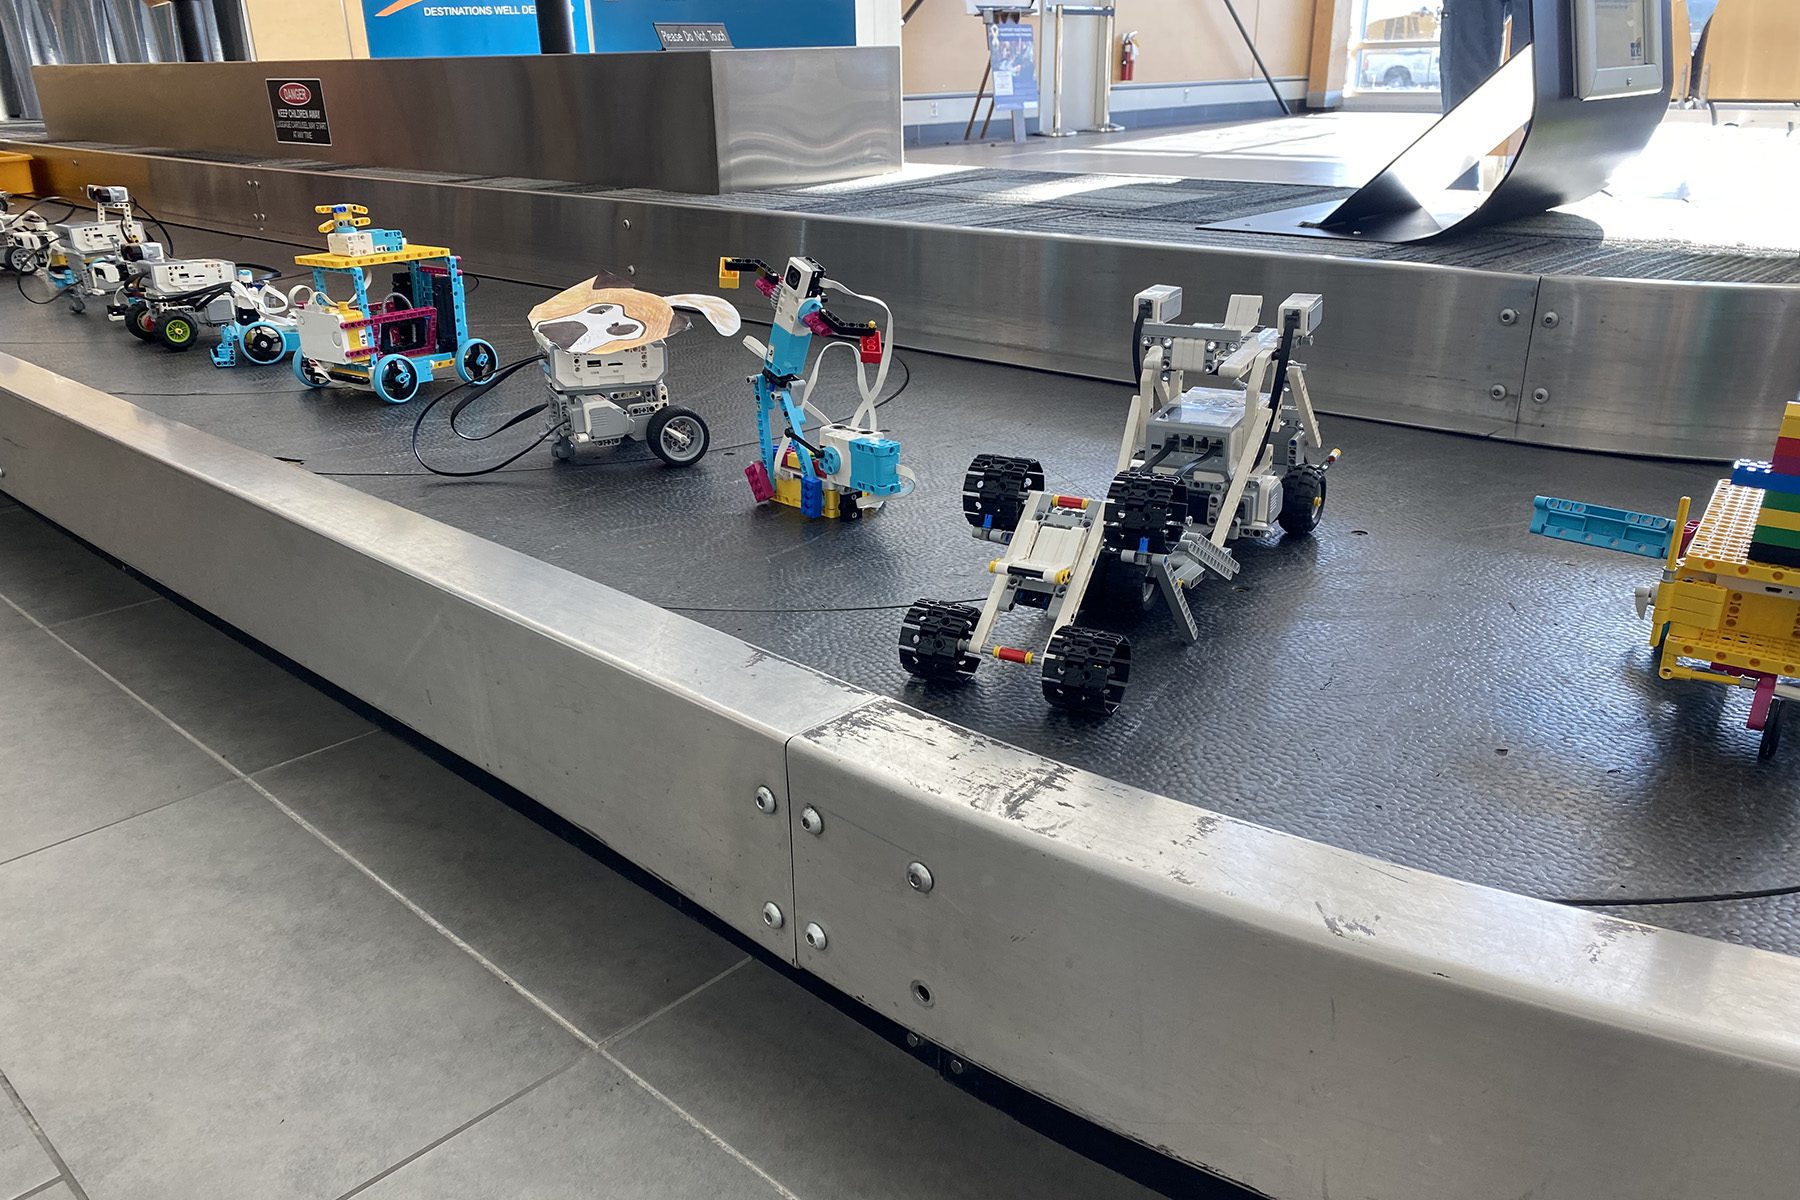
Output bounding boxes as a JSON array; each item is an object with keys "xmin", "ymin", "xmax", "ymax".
[
  {"xmin": 289, "ymin": 203, "xmax": 497, "ymax": 403},
  {"xmin": 718, "ymin": 255, "xmax": 911, "ymax": 522}
]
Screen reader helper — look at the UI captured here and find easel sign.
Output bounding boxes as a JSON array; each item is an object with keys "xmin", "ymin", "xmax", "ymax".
[{"xmin": 965, "ymin": 3, "xmax": 1039, "ymax": 142}]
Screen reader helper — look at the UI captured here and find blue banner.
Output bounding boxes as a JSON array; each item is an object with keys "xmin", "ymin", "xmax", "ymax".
[
  {"xmin": 364, "ymin": 0, "xmax": 593, "ymax": 58},
  {"xmin": 589, "ymin": 1, "xmax": 855, "ymax": 51},
  {"xmin": 988, "ymin": 23, "xmax": 1038, "ymax": 111}
]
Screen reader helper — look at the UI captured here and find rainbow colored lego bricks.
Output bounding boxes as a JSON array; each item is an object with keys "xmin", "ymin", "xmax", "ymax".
[{"xmin": 1734, "ymin": 405, "xmax": 1800, "ymax": 569}]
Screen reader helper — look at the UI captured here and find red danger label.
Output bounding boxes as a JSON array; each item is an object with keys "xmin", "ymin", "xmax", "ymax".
[{"xmin": 278, "ymin": 82, "xmax": 312, "ymax": 106}]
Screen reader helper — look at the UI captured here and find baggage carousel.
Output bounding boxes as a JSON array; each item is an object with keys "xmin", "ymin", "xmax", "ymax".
[
  {"xmin": 7, "ymin": 220, "xmax": 1798, "ymax": 938},
  {"xmin": 5, "ymin": 221, "xmax": 1800, "ymax": 1198},
  {"xmin": 8, "ymin": 126, "xmax": 1800, "ymax": 462}
]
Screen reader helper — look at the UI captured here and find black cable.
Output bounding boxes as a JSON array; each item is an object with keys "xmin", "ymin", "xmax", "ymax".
[
  {"xmin": 1553, "ymin": 882, "xmax": 1800, "ymax": 909},
  {"xmin": 311, "ymin": 355, "xmax": 914, "ymax": 478},
  {"xmin": 410, "ymin": 357, "xmax": 554, "ymax": 478},
  {"xmin": 13, "ymin": 193, "xmax": 80, "ymax": 221},
  {"xmin": 129, "ymin": 198, "xmax": 177, "ymax": 256},
  {"xmin": 235, "ymin": 262, "xmax": 283, "ymax": 284},
  {"xmin": 1129, "ymin": 299, "xmax": 1148, "ymax": 379},
  {"xmin": 14, "ymin": 272, "xmax": 61, "ymax": 306}
]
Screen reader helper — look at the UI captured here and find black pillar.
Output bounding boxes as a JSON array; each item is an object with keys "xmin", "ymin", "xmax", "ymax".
[
  {"xmin": 537, "ymin": 0, "xmax": 575, "ymax": 53},
  {"xmin": 211, "ymin": 0, "xmax": 252, "ymax": 61},
  {"xmin": 168, "ymin": 0, "xmax": 210, "ymax": 61}
]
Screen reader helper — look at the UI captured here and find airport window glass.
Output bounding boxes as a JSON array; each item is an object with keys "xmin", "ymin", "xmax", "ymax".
[{"xmin": 1347, "ymin": 0, "xmax": 1444, "ymax": 98}]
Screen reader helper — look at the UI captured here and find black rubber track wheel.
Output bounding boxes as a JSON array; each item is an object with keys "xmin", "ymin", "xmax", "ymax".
[
  {"xmin": 1041, "ymin": 626, "xmax": 1131, "ymax": 714},
  {"xmin": 899, "ymin": 600, "xmax": 981, "ymax": 681},
  {"xmin": 963, "ymin": 454, "xmax": 1045, "ymax": 534}
]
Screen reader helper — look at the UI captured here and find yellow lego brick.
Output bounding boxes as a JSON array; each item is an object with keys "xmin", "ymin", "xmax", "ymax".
[
  {"xmin": 1755, "ymin": 505, "xmax": 1800, "ymax": 534},
  {"xmin": 1655, "ymin": 579, "xmax": 1729, "ymax": 629},
  {"xmin": 294, "ymin": 245, "xmax": 454, "ymax": 269},
  {"xmin": 1663, "ymin": 626, "xmax": 1800, "ymax": 679},
  {"xmin": 1720, "ymin": 589, "xmax": 1800, "ymax": 641},
  {"xmin": 718, "ymin": 259, "xmax": 740, "ymax": 289},
  {"xmin": 770, "ymin": 472, "xmax": 839, "ymax": 518},
  {"xmin": 1683, "ymin": 480, "xmax": 1800, "ymax": 587}
]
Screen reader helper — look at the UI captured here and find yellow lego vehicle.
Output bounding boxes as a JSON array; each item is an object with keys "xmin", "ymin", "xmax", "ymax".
[
  {"xmin": 289, "ymin": 203, "xmax": 497, "ymax": 403},
  {"xmin": 1533, "ymin": 409, "xmax": 1800, "ymax": 761}
]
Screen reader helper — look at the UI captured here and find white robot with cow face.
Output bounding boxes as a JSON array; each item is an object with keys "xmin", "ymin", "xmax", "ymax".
[{"xmin": 529, "ymin": 271, "xmax": 741, "ymax": 467}]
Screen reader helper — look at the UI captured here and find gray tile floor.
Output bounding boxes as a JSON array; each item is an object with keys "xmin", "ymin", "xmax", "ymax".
[{"xmin": 0, "ymin": 500, "xmax": 1162, "ymax": 1200}]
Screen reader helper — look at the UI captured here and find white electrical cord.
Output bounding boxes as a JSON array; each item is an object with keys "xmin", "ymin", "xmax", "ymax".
[
  {"xmin": 256, "ymin": 284, "xmax": 292, "ymax": 317},
  {"xmin": 809, "ymin": 279, "xmax": 894, "ymax": 432}
]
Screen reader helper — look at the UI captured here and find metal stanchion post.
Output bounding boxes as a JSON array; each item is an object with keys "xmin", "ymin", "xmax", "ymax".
[
  {"xmin": 1045, "ymin": 4, "xmax": 1075, "ymax": 137},
  {"xmin": 1094, "ymin": 7, "xmax": 1123, "ymax": 132}
]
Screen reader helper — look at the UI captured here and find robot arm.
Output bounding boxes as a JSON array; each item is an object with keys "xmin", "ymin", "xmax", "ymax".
[{"xmin": 718, "ymin": 257, "xmax": 779, "ymax": 298}]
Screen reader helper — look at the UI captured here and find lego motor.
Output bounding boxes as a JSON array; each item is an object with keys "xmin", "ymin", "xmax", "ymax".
[
  {"xmin": 719, "ymin": 255, "xmax": 912, "ymax": 522},
  {"xmin": 900, "ymin": 286, "xmax": 1340, "ymax": 716}
]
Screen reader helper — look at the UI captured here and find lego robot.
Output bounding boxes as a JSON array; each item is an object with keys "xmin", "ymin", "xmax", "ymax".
[
  {"xmin": 529, "ymin": 272, "xmax": 741, "ymax": 466},
  {"xmin": 108, "ymin": 256, "xmax": 290, "ymax": 356},
  {"xmin": 290, "ymin": 203, "xmax": 497, "ymax": 403},
  {"xmin": 1530, "ymin": 404, "xmax": 1800, "ymax": 761},
  {"xmin": 211, "ymin": 280, "xmax": 301, "ymax": 369},
  {"xmin": 39, "ymin": 186, "xmax": 159, "ymax": 314},
  {"xmin": 1, "ymin": 192, "xmax": 51, "ymax": 275},
  {"xmin": 719, "ymin": 255, "xmax": 911, "ymax": 521},
  {"xmin": 900, "ymin": 286, "xmax": 1339, "ymax": 714}
]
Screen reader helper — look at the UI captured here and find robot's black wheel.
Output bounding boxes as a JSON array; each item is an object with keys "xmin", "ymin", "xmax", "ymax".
[
  {"xmin": 898, "ymin": 600, "xmax": 981, "ymax": 682},
  {"xmin": 1760, "ymin": 698, "xmax": 1785, "ymax": 762},
  {"xmin": 1279, "ymin": 467, "xmax": 1327, "ymax": 536},
  {"xmin": 241, "ymin": 321, "xmax": 289, "ymax": 366},
  {"xmin": 159, "ymin": 312, "xmax": 200, "ymax": 351},
  {"xmin": 963, "ymin": 453, "xmax": 1045, "ymax": 534},
  {"xmin": 1041, "ymin": 626, "xmax": 1131, "ymax": 715},
  {"xmin": 1080, "ymin": 554, "xmax": 1158, "ymax": 624},
  {"xmin": 1103, "ymin": 470, "xmax": 1189, "ymax": 556},
  {"xmin": 124, "ymin": 302, "xmax": 156, "ymax": 341},
  {"xmin": 5, "ymin": 246, "xmax": 40, "ymax": 274}
]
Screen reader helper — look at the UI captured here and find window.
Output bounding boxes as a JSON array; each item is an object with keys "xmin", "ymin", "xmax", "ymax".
[{"xmin": 1347, "ymin": 0, "xmax": 1443, "ymax": 97}]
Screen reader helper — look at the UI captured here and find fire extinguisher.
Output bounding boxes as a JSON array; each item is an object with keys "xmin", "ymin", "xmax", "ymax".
[{"xmin": 1120, "ymin": 30, "xmax": 1139, "ymax": 82}]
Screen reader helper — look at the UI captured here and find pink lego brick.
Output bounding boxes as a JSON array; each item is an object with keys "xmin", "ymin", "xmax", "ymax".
[{"xmin": 744, "ymin": 461, "xmax": 775, "ymax": 503}]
